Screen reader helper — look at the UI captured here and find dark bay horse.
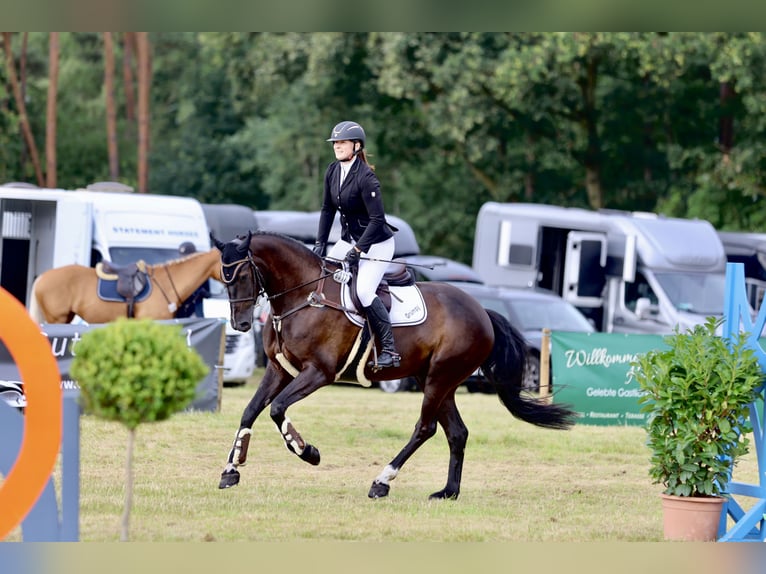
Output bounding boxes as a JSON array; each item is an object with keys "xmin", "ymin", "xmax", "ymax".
[
  {"xmin": 28, "ymin": 249, "xmax": 222, "ymax": 324},
  {"xmin": 213, "ymin": 231, "xmax": 576, "ymax": 500}
]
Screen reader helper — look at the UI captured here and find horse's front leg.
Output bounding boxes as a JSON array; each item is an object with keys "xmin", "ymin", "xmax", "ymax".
[
  {"xmin": 219, "ymin": 363, "xmax": 288, "ymax": 489},
  {"xmin": 269, "ymin": 363, "xmax": 332, "ymax": 466}
]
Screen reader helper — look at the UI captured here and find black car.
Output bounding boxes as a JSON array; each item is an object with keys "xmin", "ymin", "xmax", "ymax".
[
  {"xmin": 400, "ymin": 255, "xmax": 484, "ymax": 284},
  {"xmin": 448, "ymin": 283, "xmax": 596, "ymax": 392}
]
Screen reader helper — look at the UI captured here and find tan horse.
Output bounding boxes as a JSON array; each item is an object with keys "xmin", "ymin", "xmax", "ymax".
[{"xmin": 28, "ymin": 248, "xmax": 222, "ymax": 324}]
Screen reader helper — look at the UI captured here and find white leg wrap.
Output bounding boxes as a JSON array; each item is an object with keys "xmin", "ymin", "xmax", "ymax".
[
  {"xmin": 278, "ymin": 417, "xmax": 304, "ymax": 455},
  {"xmin": 232, "ymin": 428, "xmax": 252, "ymax": 466},
  {"xmin": 374, "ymin": 464, "xmax": 399, "ymax": 485}
]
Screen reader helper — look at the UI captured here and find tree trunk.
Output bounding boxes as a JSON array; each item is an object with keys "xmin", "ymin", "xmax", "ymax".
[
  {"xmin": 103, "ymin": 32, "xmax": 119, "ymax": 180},
  {"xmin": 719, "ymin": 82, "xmax": 735, "ymax": 163},
  {"xmin": 524, "ymin": 132, "xmax": 536, "ymax": 201},
  {"xmin": 122, "ymin": 32, "xmax": 136, "ymax": 129},
  {"xmin": 135, "ymin": 32, "xmax": 151, "ymax": 193},
  {"xmin": 580, "ymin": 53, "xmax": 603, "ymax": 209},
  {"xmin": 2, "ymin": 32, "xmax": 44, "ymax": 187},
  {"xmin": 20, "ymin": 33, "xmax": 28, "ymax": 169},
  {"xmin": 46, "ymin": 32, "xmax": 59, "ymax": 188},
  {"xmin": 121, "ymin": 427, "xmax": 136, "ymax": 542}
]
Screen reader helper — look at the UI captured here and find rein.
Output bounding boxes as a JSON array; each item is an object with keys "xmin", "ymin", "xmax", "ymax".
[
  {"xmin": 222, "ymin": 246, "xmax": 360, "ymax": 369},
  {"xmin": 220, "ymin": 252, "xmax": 337, "ymax": 311}
]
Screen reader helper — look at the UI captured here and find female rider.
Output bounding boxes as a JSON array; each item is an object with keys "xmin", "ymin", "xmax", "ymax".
[{"xmin": 313, "ymin": 120, "xmax": 400, "ymax": 369}]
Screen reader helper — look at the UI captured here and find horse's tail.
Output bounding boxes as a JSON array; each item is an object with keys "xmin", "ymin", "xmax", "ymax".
[
  {"xmin": 480, "ymin": 309, "xmax": 576, "ymax": 430},
  {"xmin": 28, "ymin": 276, "xmax": 44, "ymax": 324}
]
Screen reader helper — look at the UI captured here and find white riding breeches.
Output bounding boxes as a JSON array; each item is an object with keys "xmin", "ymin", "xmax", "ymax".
[{"xmin": 328, "ymin": 237, "xmax": 395, "ymax": 308}]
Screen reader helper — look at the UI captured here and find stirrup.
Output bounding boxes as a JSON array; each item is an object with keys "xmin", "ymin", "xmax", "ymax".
[{"xmin": 368, "ymin": 351, "xmax": 401, "ymax": 370}]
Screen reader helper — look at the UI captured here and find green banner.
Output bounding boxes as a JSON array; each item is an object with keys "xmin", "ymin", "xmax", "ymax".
[{"xmin": 550, "ymin": 331, "xmax": 667, "ymax": 426}]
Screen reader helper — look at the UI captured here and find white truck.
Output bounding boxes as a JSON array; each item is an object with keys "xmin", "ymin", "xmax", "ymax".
[{"xmin": 472, "ymin": 202, "xmax": 728, "ymax": 334}]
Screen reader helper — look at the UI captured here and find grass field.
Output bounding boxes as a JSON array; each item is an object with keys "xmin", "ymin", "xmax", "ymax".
[{"xmin": 6, "ymin": 370, "xmax": 761, "ymax": 543}]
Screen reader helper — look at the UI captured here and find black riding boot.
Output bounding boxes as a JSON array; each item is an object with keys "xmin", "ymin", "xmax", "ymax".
[{"xmin": 365, "ymin": 296, "xmax": 401, "ymax": 369}]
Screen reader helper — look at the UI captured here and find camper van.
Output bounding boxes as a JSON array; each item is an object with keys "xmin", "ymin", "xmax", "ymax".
[
  {"xmin": 473, "ymin": 202, "xmax": 728, "ymax": 334},
  {"xmin": 0, "ymin": 182, "xmax": 210, "ymax": 307},
  {"xmin": 718, "ymin": 230, "xmax": 766, "ymax": 309}
]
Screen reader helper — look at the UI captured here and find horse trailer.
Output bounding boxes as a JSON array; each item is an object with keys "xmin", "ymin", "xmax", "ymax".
[
  {"xmin": 0, "ymin": 181, "xmax": 210, "ymax": 307},
  {"xmin": 473, "ymin": 202, "xmax": 728, "ymax": 334},
  {"xmin": 253, "ymin": 210, "xmax": 420, "ymax": 257},
  {"xmin": 717, "ymin": 230, "xmax": 766, "ymax": 310},
  {"xmin": 0, "ymin": 183, "xmax": 254, "ymax": 384}
]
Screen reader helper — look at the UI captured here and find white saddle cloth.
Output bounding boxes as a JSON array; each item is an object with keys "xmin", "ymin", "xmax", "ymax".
[{"xmin": 339, "ymin": 283, "xmax": 427, "ymax": 328}]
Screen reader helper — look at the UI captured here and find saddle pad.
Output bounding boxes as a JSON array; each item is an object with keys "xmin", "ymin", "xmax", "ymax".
[
  {"xmin": 274, "ymin": 328, "xmax": 374, "ymax": 387},
  {"xmin": 96, "ymin": 276, "xmax": 153, "ymax": 304},
  {"xmin": 340, "ymin": 283, "xmax": 427, "ymax": 328}
]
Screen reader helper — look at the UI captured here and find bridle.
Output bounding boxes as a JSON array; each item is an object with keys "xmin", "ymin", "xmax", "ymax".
[
  {"xmin": 220, "ymin": 249, "xmax": 335, "ymax": 308},
  {"xmin": 220, "ymin": 243, "xmax": 356, "ymax": 349},
  {"xmin": 220, "ymin": 251, "xmax": 265, "ymax": 304}
]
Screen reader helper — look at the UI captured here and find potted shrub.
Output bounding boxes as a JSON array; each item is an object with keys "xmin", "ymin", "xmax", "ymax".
[{"xmin": 632, "ymin": 316, "xmax": 764, "ymax": 541}]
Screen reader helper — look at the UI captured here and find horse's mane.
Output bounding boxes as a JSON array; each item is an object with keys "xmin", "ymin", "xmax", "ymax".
[
  {"xmin": 246, "ymin": 230, "xmax": 318, "ymax": 255},
  {"xmin": 149, "ymin": 250, "xmax": 211, "ymax": 269}
]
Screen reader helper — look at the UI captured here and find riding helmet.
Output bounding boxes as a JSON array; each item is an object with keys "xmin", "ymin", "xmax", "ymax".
[{"xmin": 327, "ymin": 121, "xmax": 366, "ymax": 147}]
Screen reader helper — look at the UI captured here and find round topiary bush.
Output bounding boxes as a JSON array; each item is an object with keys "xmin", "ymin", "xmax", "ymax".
[
  {"xmin": 71, "ymin": 318, "xmax": 208, "ymax": 429},
  {"xmin": 70, "ymin": 317, "xmax": 209, "ymax": 541}
]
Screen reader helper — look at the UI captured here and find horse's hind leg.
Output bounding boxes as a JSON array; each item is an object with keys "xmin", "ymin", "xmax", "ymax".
[
  {"xmin": 219, "ymin": 364, "xmax": 286, "ymax": 489},
  {"xmin": 368, "ymin": 414, "xmax": 438, "ymax": 499},
  {"xmin": 367, "ymin": 386, "xmax": 446, "ymax": 499},
  {"xmin": 428, "ymin": 396, "xmax": 468, "ymax": 500},
  {"xmin": 368, "ymin": 392, "xmax": 467, "ymax": 500}
]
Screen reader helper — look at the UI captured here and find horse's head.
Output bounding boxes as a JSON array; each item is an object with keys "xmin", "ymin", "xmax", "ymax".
[{"xmin": 211, "ymin": 230, "xmax": 260, "ymax": 332}]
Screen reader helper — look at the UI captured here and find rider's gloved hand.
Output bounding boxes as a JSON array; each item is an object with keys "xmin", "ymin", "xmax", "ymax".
[
  {"xmin": 312, "ymin": 242, "xmax": 326, "ymax": 257},
  {"xmin": 345, "ymin": 247, "xmax": 361, "ymax": 268}
]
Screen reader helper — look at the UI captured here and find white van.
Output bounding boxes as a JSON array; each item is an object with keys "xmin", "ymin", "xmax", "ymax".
[
  {"xmin": 0, "ymin": 181, "xmax": 210, "ymax": 306},
  {"xmin": 0, "ymin": 183, "xmax": 262, "ymax": 381}
]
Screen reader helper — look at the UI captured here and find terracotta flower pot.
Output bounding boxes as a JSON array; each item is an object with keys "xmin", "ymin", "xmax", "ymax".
[{"xmin": 660, "ymin": 494, "xmax": 725, "ymax": 541}]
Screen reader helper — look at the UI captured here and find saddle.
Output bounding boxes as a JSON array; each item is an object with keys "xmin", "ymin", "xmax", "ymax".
[
  {"xmin": 271, "ymin": 262, "xmax": 426, "ymax": 387},
  {"xmin": 348, "ymin": 261, "xmax": 414, "ymax": 313},
  {"xmin": 335, "ymin": 262, "xmax": 426, "ymax": 328},
  {"xmin": 95, "ymin": 260, "xmax": 150, "ymax": 318}
]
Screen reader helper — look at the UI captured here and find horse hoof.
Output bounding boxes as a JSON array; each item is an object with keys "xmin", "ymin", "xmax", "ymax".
[
  {"xmin": 368, "ymin": 480, "xmax": 390, "ymax": 499},
  {"xmin": 219, "ymin": 469, "xmax": 241, "ymax": 489},
  {"xmin": 299, "ymin": 444, "xmax": 321, "ymax": 466},
  {"xmin": 428, "ymin": 488, "xmax": 459, "ymax": 500}
]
